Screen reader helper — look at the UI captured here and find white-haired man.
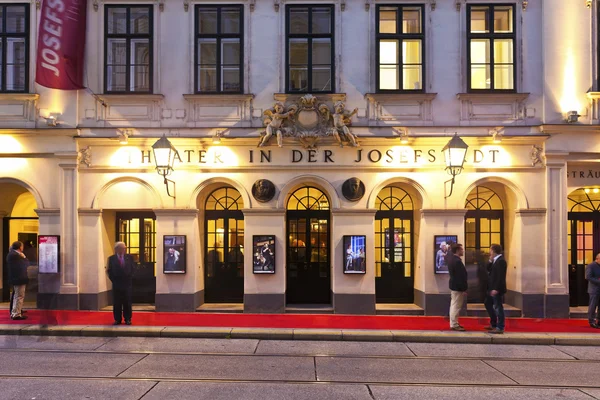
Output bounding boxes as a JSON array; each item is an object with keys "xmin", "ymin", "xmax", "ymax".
[{"xmin": 107, "ymin": 242, "xmax": 134, "ymax": 325}]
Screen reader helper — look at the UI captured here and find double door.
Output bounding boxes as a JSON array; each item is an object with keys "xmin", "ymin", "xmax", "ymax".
[
  {"xmin": 568, "ymin": 214, "xmax": 600, "ymax": 306},
  {"xmin": 204, "ymin": 211, "xmax": 244, "ymax": 303},
  {"xmin": 375, "ymin": 211, "xmax": 413, "ymax": 303},
  {"xmin": 286, "ymin": 211, "xmax": 330, "ymax": 304},
  {"xmin": 116, "ymin": 212, "xmax": 156, "ymax": 304}
]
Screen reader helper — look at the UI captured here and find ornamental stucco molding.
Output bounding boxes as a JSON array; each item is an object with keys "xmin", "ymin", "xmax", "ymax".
[
  {"xmin": 530, "ymin": 145, "xmax": 544, "ymax": 167},
  {"xmin": 78, "ymin": 146, "xmax": 92, "ymax": 167}
]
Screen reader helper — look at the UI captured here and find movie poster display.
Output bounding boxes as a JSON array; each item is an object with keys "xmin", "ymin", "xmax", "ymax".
[
  {"xmin": 252, "ymin": 235, "xmax": 275, "ymax": 274},
  {"xmin": 38, "ymin": 235, "xmax": 60, "ymax": 274},
  {"xmin": 163, "ymin": 235, "xmax": 186, "ymax": 274},
  {"xmin": 434, "ymin": 235, "xmax": 458, "ymax": 274},
  {"xmin": 343, "ymin": 235, "xmax": 366, "ymax": 274}
]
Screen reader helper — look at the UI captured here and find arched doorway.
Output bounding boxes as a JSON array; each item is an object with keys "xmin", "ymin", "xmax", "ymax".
[
  {"xmin": 0, "ymin": 184, "xmax": 39, "ymax": 302},
  {"xmin": 286, "ymin": 186, "xmax": 331, "ymax": 304},
  {"xmin": 567, "ymin": 187, "xmax": 600, "ymax": 307},
  {"xmin": 464, "ymin": 185, "xmax": 504, "ymax": 302},
  {"xmin": 204, "ymin": 187, "xmax": 244, "ymax": 303},
  {"xmin": 374, "ymin": 186, "xmax": 414, "ymax": 303}
]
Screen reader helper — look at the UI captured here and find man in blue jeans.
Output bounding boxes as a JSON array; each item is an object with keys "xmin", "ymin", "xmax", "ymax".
[{"xmin": 484, "ymin": 244, "xmax": 507, "ymax": 334}]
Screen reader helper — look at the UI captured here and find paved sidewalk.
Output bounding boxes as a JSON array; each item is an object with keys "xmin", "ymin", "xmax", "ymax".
[{"xmin": 1, "ymin": 323, "xmax": 600, "ymax": 345}]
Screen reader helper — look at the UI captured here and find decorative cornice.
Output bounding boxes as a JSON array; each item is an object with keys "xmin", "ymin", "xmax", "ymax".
[
  {"xmin": 34, "ymin": 208, "xmax": 61, "ymax": 217},
  {"xmin": 78, "ymin": 146, "xmax": 92, "ymax": 167},
  {"xmin": 153, "ymin": 208, "xmax": 199, "ymax": 217},
  {"xmin": 421, "ymin": 209, "xmax": 468, "ymax": 217},
  {"xmin": 515, "ymin": 208, "xmax": 546, "ymax": 215},
  {"xmin": 331, "ymin": 209, "xmax": 378, "ymax": 216},
  {"xmin": 456, "ymin": 93, "xmax": 530, "ymax": 102},
  {"xmin": 0, "ymin": 93, "xmax": 39, "ymax": 101},
  {"xmin": 78, "ymin": 208, "xmax": 103, "ymax": 216},
  {"xmin": 242, "ymin": 209, "xmax": 286, "ymax": 216},
  {"xmin": 365, "ymin": 93, "xmax": 437, "ymax": 102}
]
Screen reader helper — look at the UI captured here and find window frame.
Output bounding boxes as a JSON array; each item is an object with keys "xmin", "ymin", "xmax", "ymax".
[
  {"xmin": 103, "ymin": 4, "xmax": 154, "ymax": 94},
  {"xmin": 194, "ymin": 4, "xmax": 244, "ymax": 94},
  {"xmin": 466, "ymin": 3, "xmax": 516, "ymax": 93},
  {"xmin": 0, "ymin": 3, "xmax": 29, "ymax": 93},
  {"xmin": 375, "ymin": 4, "xmax": 425, "ymax": 93},
  {"xmin": 285, "ymin": 4, "xmax": 335, "ymax": 94}
]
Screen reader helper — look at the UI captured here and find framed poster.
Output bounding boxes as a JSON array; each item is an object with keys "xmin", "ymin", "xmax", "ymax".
[
  {"xmin": 163, "ymin": 235, "xmax": 186, "ymax": 274},
  {"xmin": 38, "ymin": 235, "xmax": 60, "ymax": 274},
  {"xmin": 384, "ymin": 228, "xmax": 404, "ymax": 262},
  {"xmin": 343, "ymin": 235, "xmax": 366, "ymax": 274},
  {"xmin": 253, "ymin": 235, "xmax": 275, "ymax": 274},
  {"xmin": 434, "ymin": 235, "xmax": 458, "ymax": 274}
]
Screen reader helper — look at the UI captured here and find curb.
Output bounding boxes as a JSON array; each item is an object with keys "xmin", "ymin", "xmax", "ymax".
[{"xmin": 1, "ymin": 324, "xmax": 600, "ymax": 345}]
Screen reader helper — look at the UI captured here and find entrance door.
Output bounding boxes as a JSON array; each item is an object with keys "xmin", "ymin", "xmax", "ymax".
[
  {"xmin": 286, "ymin": 187, "xmax": 331, "ymax": 304},
  {"xmin": 116, "ymin": 212, "xmax": 156, "ymax": 304},
  {"xmin": 375, "ymin": 187, "xmax": 414, "ymax": 303},
  {"xmin": 2, "ymin": 217, "xmax": 39, "ymax": 302},
  {"xmin": 464, "ymin": 186, "xmax": 504, "ymax": 303},
  {"xmin": 568, "ymin": 215, "xmax": 599, "ymax": 306},
  {"xmin": 567, "ymin": 188, "xmax": 600, "ymax": 307},
  {"xmin": 204, "ymin": 187, "xmax": 244, "ymax": 303}
]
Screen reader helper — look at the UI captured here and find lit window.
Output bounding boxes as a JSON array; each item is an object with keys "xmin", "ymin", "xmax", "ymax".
[
  {"xmin": 467, "ymin": 5, "xmax": 515, "ymax": 91},
  {"xmin": 376, "ymin": 5, "xmax": 424, "ymax": 92}
]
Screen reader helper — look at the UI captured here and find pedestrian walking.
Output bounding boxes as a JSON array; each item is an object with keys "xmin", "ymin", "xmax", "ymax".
[
  {"xmin": 7, "ymin": 241, "xmax": 29, "ymax": 320},
  {"xmin": 107, "ymin": 242, "xmax": 134, "ymax": 325},
  {"xmin": 585, "ymin": 253, "xmax": 600, "ymax": 329},
  {"xmin": 448, "ymin": 243, "xmax": 468, "ymax": 331},
  {"xmin": 484, "ymin": 244, "xmax": 507, "ymax": 334}
]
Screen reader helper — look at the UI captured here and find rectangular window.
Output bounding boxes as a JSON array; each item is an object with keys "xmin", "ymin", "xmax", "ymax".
[
  {"xmin": 467, "ymin": 4, "xmax": 515, "ymax": 91},
  {"xmin": 0, "ymin": 4, "xmax": 28, "ymax": 93},
  {"xmin": 104, "ymin": 5, "xmax": 153, "ymax": 93},
  {"xmin": 195, "ymin": 5, "xmax": 243, "ymax": 93},
  {"xmin": 376, "ymin": 5, "xmax": 424, "ymax": 92},
  {"xmin": 286, "ymin": 5, "xmax": 334, "ymax": 93}
]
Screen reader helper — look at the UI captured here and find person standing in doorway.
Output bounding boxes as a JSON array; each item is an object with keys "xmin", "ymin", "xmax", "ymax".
[
  {"xmin": 485, "ymin": 244, "xmax": 507, "ymax": 334},
  {"xmin": 447, "ymin": 243, "xmax": 468, "ymax": 331},
  {"xmin": 7, "ymin": 241, "xmax": 29, "ymax": 320},
  {"xmin": 585, "ymin": 253, "xmax": 600, "ymax": 329},
  {"xmin": 107, "ymin": 242, "xmax": 134, "ymax": 325}
]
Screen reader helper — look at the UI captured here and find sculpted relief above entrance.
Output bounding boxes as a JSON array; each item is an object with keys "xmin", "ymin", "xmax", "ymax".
[{"xmin": 258, "ymin": 94, "xmax": 359, "ymax": 149}]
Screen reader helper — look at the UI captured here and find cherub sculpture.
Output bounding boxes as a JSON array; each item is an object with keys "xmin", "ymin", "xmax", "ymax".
[
  {"xmin": 259, "ymin": 102, "xmax": 295, "ymax": 147},
  {"xmin": 332, "ymin": 101, "xmax": 359, "ymax": 147}
]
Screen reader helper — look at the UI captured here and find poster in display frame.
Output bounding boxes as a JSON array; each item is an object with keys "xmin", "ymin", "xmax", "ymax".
[
  {"xmin": 342, "ymin": 235, "xmax": 366, "ymax": 274},
  {"xmin": 163, "ymin": 235, "xmax": 187, "ymax": 274},
  {"xmin": 253, "ymin": 235, "xmax": 275, "ymax": 274},
  {"xmin": 434, "ymin": 235, "xmax": 458, "ymax": 274},
  {"xmin": 38, "ymin": 235, "xmax": 60, "ymax": 274}
]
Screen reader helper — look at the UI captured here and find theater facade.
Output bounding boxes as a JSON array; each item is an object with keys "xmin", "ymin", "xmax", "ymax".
[{"xmin": 0, "ymin": 0, "xmax": 598, "ymax": 318}]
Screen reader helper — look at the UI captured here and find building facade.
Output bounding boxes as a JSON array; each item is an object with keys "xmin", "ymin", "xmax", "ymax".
[{"xmin": 0, "ymin": 0, "xmax": 597, "ymax": 317}]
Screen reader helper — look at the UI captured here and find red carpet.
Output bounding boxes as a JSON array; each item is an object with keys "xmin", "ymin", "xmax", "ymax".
[{"xmin": 1, "ymin": 310, "xmax": 599, "ymax": 333}]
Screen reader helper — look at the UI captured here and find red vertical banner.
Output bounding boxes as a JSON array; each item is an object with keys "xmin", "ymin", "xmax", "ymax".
[{"xmin": 35, "ymin": 0, "xmax": 87, "ymax": 90}]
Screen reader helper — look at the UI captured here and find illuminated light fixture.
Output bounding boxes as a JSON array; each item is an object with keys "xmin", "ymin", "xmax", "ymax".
[
  {"xmin": 117, "ymin": 130, "xmax": 129, "ymax": 145},
  {"xmin": 585, "ymin": 188, "xmax": 591, "ymax": 193},
  {"xmin": 566, "ymin": 110, "xmax": 581, "ymax": 123},
  {"xmin": 594, "ymin": 188, "xmax": 599, "ymax": 194},
  {"xmin": 46, "ymin": 113, "xmax": 61, "ymax": 127},
  {"xmin": 212, "ymin": 130, "xmax": 223, "ymax": 144},
  {"xmin": 490, "ymin": 128, "xmax": 503, "ymax": 144},
  {"xmin": 587, "ymin": 0, "xmax": 592, "ymax": 8},
  {"xmin": 442, "ymin": 134, "xmax": 469, "ymax": 198},
  {"xmin": 152, "ymin": 134, "xmax": 178, "ymax": 199}
]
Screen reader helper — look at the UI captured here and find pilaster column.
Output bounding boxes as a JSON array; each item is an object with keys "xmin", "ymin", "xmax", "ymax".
[
  {"xmin": 56, "ymin": 152, "xmax": 79, "ymax": 294},
  {"xmin": 34, "ymin": 208, "xmax": 61, "ymax": 308},
  {"xmin": 78, "ymin": 208, "xmax": 106, "ymax": 310},
  {"xmin": 544, "ymin": 152, "xmax": 570, "ymax": 317}
]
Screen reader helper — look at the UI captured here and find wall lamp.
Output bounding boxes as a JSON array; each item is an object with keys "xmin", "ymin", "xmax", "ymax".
[
  {"xmin": 46, "ymin": 113, "xmax": 61, "ymax": 127},
  {"xmin": 152, "ymin": 135, "xmax": 178, "ymax": 199},
  {"xmin": 490, "ymin": 128, "xmax": 503, "ymax": 143},
  {"xmin": 117, "ymin": 129, "xmax": 130, "ymax": 145},
  {"xmin": 442, "ymin": 134, "xmax": 469, "ymax": 198},
  {"xmin": 395, "ymin": 127, "xmax": 409, "ymax": 144},
  {"xmin": 212, "ymin": 130, "xmax": 223, "ymax": 144},
  {"xmin": 566, "ymin": 110, "xmax": 581, "ymax": 123}
]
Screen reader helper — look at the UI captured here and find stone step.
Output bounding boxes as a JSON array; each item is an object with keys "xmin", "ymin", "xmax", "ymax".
[
  {"xmin": 376, "ymin": 304, "xmax": 425, "ymax": 315},
  {"xmin": 196, "ymin": 303, "xmax": 243, "ymax": 313}
]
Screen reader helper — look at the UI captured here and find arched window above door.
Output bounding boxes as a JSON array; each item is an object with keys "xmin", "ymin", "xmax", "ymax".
[
  {"xmin": 287, "ymin": 187, "xmax": 330, "ymax": 210},
  {"xmin": 568, "ymin": 188, "xmax": 600, "ymax": 212},
  {"xmin": 465, "ymin": 186, "xmax": 503, "ymax": 210},
  {"xmin": 376, "ymin": 186, "xmax": 413, "ymax": 211},
  {"xmin": 206, "ymin": 187, "xmax": 243, "ymax": 210}
]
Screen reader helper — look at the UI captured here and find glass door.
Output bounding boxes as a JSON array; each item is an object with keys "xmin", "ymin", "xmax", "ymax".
[
  {"xmin": 116, "ymin": 212, "xmax": 156, "ymax": 304},
  {"xmin": 568, "ymin": 216, "xmax": 599, "ymax": 306},
  {"xmin": 286, "ymin": 211, "xmax": 330, "ymax": 304}
]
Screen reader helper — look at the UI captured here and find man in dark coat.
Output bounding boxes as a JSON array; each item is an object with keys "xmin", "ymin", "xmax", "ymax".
[
  {"xmin": 585, "ymin": 253, "xmax": 600, "ymax": 328},
  {"xmin": 485, "ymin": 243, "xmax": 507, "ymax": 334},
  {"xmin": 447, "ymin": 243, "xmax": 468, "ymax": 331},
  {"xmin": 107, "ymin": 242, "xmax": 134, "ymax": 325},
  {"xmin": 7, "ymin": 241, "xmax": 29, "ymax": 320}
]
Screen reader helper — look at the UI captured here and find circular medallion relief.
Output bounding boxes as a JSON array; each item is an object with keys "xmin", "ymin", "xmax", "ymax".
[
  {"xmin": 252, "ymin": 179, "xmax": 276, "ymax": 203},
  {"xmin": 342, "ymin": 177, "xmax": 365, "ymax": 201}
]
